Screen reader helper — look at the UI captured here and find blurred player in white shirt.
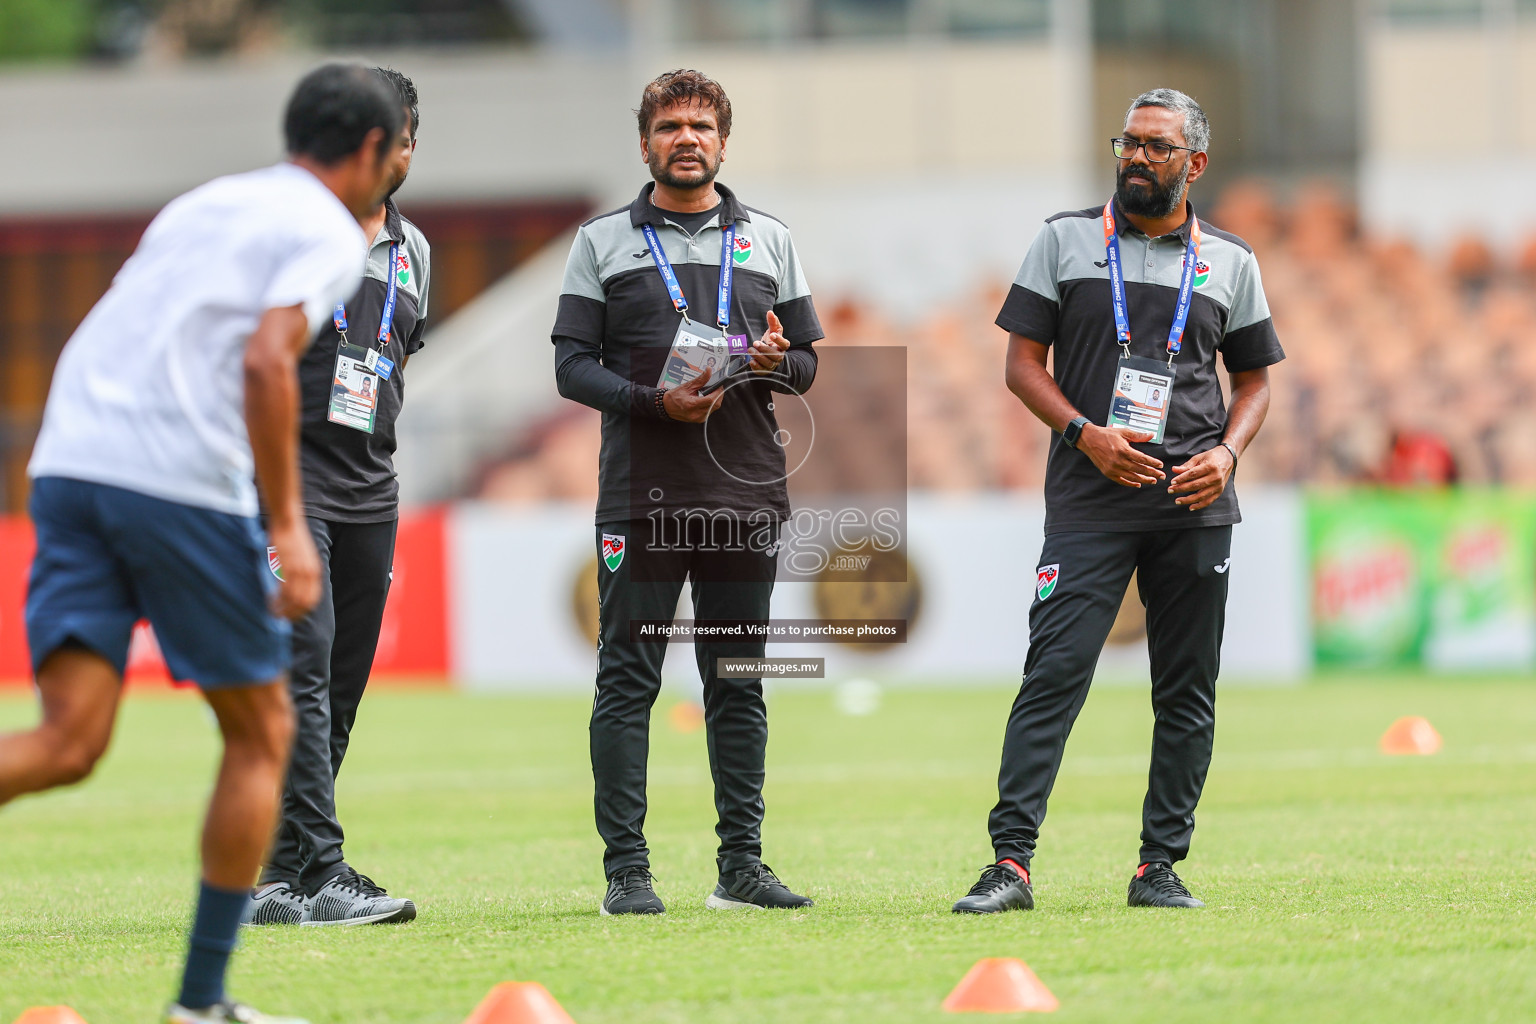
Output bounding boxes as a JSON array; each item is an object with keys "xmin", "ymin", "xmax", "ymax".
[{"xmin": 0, "ymin": 63, "xmax": 407, "ymax": 1024}]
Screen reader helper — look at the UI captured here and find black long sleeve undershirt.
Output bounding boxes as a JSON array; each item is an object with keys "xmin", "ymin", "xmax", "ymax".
[
  {"xmin": 553, "ymin": 335, "xmax": 663, "ymax": 419},
  {"xmin": 553, "ymin": 334, "xmax": 817, "ymax": 419},
  {"xmin": 765, "ymin": 342, "xmax": 817, "ymax": 396}
]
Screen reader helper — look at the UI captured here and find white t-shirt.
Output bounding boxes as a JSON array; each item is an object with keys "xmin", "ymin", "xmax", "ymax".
[{"xmin": 29, "ymin": 163, "xmax": 367, "ymax": 517}]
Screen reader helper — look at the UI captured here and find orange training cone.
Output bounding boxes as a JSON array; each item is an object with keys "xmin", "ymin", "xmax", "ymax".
[
  {"xmin": 943, "ymin": 958, "xmax": 1059, "ymax": 1013},
  {"xmin": 668, "ymin": 701, "xmax": 704, "ymax": 733},
  {"xmin": 1380, "ymin": 716, "xmax": 1441, "ymax": 756},
  {"xmin": 13, "ymin": 1009, "xmax": 89, "ymax": 1024},
  {"xmin": 463, "ymin": 982, "xmax": 577, "ymax": 1024}
]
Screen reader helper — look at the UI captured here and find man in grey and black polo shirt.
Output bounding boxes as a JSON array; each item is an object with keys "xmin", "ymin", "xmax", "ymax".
[
  {"xmin": 248, "ymin": 67, "xmax": 430, "ymax": 928},
  {"xmin": 953, "ymin": 89, "xmax": 1283, "ymax": 914},
  {"xmin": 552, "ymin": 69, "xmax": 822, "ymax": 915}
]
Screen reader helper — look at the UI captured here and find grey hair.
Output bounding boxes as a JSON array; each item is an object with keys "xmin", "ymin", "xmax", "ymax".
[{"xmin": 1125, "ymin": 88, "xmax": 1210, "ymax": 154}]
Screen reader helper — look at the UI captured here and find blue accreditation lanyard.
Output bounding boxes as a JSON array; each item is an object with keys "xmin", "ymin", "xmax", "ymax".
[
  {"xmin": 1102, "ymin": 202, "xmax": 1200, "ymax": 367},
  {"xmin": 333, "ymin": 241, "xmax": 400, "ymax": 349},
  {"xmin": 640, "ymin": 220, "xmax": 735, "ymax": 335}
]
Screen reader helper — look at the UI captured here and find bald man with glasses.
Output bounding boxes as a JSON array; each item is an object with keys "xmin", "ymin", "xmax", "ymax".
[{"xmin": 952, "ymin": 88, "xmax": 1285, "ymax": 914}]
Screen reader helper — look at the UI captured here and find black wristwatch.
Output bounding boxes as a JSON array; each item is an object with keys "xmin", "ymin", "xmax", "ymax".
[{"xmin": 1062, "ymin": 416, "xmax": 1090, "ymax": 449}]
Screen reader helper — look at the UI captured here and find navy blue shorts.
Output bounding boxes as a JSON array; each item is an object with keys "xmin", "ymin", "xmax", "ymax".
[{"xmin": 26, "ymin": 476, "xmax": 290, "ymax": 688}]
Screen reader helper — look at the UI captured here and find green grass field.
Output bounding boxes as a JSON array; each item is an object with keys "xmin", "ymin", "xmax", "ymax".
[{"xmin": 2, "ymin": 678, "xmax": 1534, "ymax": 1023}]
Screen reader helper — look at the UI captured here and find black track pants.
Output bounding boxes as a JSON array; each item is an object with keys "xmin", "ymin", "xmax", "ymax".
[
  {"xmin": 261, "ymin": 516, "xmax": 396, "ymax": 894},
  {"xmin": 988, "ymin": 526, "xmax": 1232, "ymax": 869},
  {"xmin": 591, "ymin": 519, "xmax": 778, "ymax": 880}
]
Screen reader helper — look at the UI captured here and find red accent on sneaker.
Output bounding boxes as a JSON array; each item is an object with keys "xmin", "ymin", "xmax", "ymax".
[
  {"xmin": 998, "ymin": 859, "xmax": 1030, "ymax": 884},
  {"xmin": 1136, "ymin": 863, "xmax": 1150, "ymax": 878}
]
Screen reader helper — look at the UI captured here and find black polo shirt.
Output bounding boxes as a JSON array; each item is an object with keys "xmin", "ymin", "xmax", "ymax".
[
  {"xmin": 298, "ymin": 198, "xmax": 431, "ymax": 523},
  {"xmin": 997, "ymin": 200, "xmax": 1284, "ymax": 533},
  {"xmin": 551, "ymin": 182, "xmax": 824, "ymax": 524}
]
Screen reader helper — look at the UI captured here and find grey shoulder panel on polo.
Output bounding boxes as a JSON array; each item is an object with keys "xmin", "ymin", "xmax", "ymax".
[
  {"xmin": 1033, "ymin": 206, "xmax": 1263, "ymax": 321},
  {"xmin": 573, "ymin": 203, "xmax": 802, "ymax": 304}
]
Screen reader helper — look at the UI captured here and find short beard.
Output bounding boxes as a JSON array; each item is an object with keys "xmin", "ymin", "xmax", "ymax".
[
  {"xmin": 1115, "ymin": 162, "xmax": 1189, "ymax": 219},
  {"xmin": 387, "ymin": 170, "xmax": 409, "ymax": 199},
  {"xmin": 649, "ymin": 149, "xmax": 722, "ymax": 191}
]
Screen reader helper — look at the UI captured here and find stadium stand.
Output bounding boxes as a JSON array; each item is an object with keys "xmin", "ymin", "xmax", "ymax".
[
  {"xmin": 0, "ymin": 200, "xmax": 588, "ymax": 513},
  {"xmin": 479, "ymin": 180, "xmax": 1536, "ymax": 500}
]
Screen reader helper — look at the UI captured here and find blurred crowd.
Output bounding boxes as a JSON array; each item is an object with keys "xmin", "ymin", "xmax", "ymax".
[
  {"xmin": 478, "ymin": 182, "xmax": 1536, "ymax": 502},
  {"xmin": 1218, "ymin": 182, "xmax": 1536, "ymax": 488}
]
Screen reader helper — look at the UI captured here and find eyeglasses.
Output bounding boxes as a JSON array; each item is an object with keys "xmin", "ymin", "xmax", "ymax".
[{"xmin": 1111, "ymin": 137, "xmax": 1196, "ymax": 163}]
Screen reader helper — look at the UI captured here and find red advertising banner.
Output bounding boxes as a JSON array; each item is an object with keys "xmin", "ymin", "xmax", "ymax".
[
  {"xmin": 372, "ymin": 507, "xmax": 451, "ymax": 681},
  {"xmin": 0, "ymin": 516, "xmax": 187, "ymax": 688},
  {"xmin": 0, "ymin": 507, "xmax": 451, "ymax": 688},
  {"xmin": 0, "ymin": 517, "xmax": 34, "ymax": 685}
]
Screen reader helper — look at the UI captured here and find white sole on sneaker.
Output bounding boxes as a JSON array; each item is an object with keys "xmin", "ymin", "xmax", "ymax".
[
  {"xmin": 599, "ymin": 903, "xmax": 612, "ymax": 916},
  {"xmin": 705, "ymin": 893, "xmax": 761, "ymax": 910},
  {"xmin": 300, "ymin": 904, "xmax": 414, "ymax": 927}
]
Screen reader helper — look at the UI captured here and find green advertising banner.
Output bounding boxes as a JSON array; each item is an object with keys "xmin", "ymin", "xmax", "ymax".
[{"xmin": 1307, "ymin": 490, "xmax": 1536, "ymax": 670}]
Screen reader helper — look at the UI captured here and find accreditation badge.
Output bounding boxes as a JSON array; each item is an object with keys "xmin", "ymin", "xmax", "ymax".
[
  {"xmin": 328, "ymin": 340, "xmax": 380, "ymax": 434},
  {"xmin": 657, "ymin": 320, "xmax": 751, "ymax": 392},
  {"xmin": 1107, "ymin": 355, "xmax": 1176, "ymax": 445}
]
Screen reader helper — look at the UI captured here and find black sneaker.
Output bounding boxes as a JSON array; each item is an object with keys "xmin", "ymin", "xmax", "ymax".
[
  {"xmin": 1127, "ymin": 862, "xmax": 1204, "ymax": 908},
  {"xmin": 952, "ymin": 861, "xmax": 1034, "ymax": 914},
  {"xmin": 706, "ymin": 863, "xmax": 813, "ymax": 909},
  {"xmin": 602, "ymin": 866, "xmax": 665, "ymax": 915}
]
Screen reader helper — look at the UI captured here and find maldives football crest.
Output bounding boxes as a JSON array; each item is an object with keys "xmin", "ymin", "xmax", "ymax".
[
  {"xmin": 1183, "ymin": 253, "xmax": 1211, "ymax": 287},
  {"xmin": 395, "ymin": 250, "xmax": 411, "ymax": 286},
  {"xmin": 267, "ymin": 546, "xmax": 284, "ymax": 582},
  {"xmin": 732, "ymin": 236, "xmax": 753, "ymax": 265},
  {"xmin": 1036, "ymin": 563, "xmax": 1060, "ymax": 600},
  {"xmin": 602, "ymin": 534, "xmax": 626, "ymax": 572}
]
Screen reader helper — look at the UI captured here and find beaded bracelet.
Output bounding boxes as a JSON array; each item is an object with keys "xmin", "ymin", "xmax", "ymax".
[{"xmin": 654, "ymin": 387, "xmax": 671, "ymax": 420}]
